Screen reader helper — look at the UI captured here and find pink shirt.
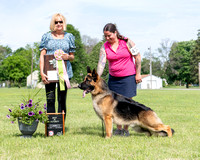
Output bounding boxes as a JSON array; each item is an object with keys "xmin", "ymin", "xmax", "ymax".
[{"xmin": 104, "ymin": 39, "xmax": 136, "ymax": 77}]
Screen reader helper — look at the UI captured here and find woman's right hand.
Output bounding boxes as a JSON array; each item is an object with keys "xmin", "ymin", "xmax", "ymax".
[{"xmin": 41, "ymin": 73, "xmax": 49, "ymax": 84}]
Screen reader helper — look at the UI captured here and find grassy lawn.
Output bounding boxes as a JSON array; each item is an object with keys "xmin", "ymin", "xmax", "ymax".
[{"xmin": 0, "ymin": 88, "xmax": 200, "ymax": 160}]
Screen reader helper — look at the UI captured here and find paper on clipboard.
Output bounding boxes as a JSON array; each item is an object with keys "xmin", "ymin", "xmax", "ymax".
[{"xmin": 47, "ymin": 71, "xmax": 59, "ymax": 81}]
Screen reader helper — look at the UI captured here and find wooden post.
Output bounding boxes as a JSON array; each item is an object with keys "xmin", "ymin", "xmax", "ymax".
[
  {"xmin": 31, "ymin": 49, "xmax": 33, "ymax": 88},
  {"xmin": 45, "ymin": 122, "xmax": 47, "ymax": 136},
  {"xmin": 148, "ymin": 47, "xmax": 152, "ymax": 89},
  {"xmin": 62, "ymin": 110, "xmax": 65, "ymax": 135}
]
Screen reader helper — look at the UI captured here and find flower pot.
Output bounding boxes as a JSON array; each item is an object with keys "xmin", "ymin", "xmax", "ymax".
[{"xmin": 18, "ymin": 119, "xmax": 38, "ymax": 138}]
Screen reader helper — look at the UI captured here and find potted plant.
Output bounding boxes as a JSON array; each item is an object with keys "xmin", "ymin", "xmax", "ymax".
[{"xmin": 7, "ymin": 89, "xmax": 48, "ymax": 137}]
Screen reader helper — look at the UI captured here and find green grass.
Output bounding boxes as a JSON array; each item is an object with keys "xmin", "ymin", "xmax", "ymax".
[{"xmin": 0, "ymin": 88, "xmax": 200, "ymax": 160}]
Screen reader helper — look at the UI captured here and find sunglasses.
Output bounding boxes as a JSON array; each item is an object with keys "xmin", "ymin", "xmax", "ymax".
[{"xmin": 55, "ymin": 21, "xmax": 63, "ymax": 24}]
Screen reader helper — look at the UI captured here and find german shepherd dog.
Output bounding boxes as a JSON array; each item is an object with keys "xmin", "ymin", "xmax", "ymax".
[{"xmin": 78, "ymin": 66, "xmax": 174, "ymax": 138}]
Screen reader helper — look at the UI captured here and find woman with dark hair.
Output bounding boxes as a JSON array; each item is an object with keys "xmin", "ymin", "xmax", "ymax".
[{"xmin": 97, "ymin": 23, "xmax": 142, "ymax": 136}]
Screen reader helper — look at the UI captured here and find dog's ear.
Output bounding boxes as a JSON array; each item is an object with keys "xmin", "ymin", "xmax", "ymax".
[
  {"xmin": 87, "ymin": 66, "xmax": 91, "ymax": 73},
  {"xmin": 92, "ymin": 69, "xmax": 98, "ymax": 82}
]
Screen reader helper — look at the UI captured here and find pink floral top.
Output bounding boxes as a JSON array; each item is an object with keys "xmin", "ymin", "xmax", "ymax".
[{"xmin": 104, "ymin": 39, "xmax": 136, "ymax": 77}]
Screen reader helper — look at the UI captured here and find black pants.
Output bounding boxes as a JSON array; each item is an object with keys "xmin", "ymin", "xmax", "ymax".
[{"xmin": 45, "ymin": 82, "xmax": 67, "ymax": 119}]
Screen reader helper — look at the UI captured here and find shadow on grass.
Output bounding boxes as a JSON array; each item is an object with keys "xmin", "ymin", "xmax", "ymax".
[
  {"xmin": 13, "ymin": 132, "xmax": 46, "ymax": 138},
  {"xmin": 10, "ymin": 127, "xmax": 149, "ymax": 138},
  {"xmin": 70, "ymin": 125, "xmax": 148, "ymax": 138},
  {"xmin": 71, "ymin": 125, "xmax": 104, "ymax": 137}
]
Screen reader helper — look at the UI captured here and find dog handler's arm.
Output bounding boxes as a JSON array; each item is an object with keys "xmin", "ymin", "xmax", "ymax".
[
  {"xmin": 39, "ymin": 49, "xmax": 49, "ymax": 84},
  {"xmin": 97, "ymin": 45, "xmax": 107, "ymax": 77},
  {"xmin": 127, "ymin": 38, "xmax": 142, "ymax": 84},
  {"xmin": 134, "ymin": 53, "xmax": 142, "ymax": 84}
]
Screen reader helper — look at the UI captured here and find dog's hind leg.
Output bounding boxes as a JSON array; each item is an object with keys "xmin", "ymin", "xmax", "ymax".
[
  {"xmin": 104, "ymin": 115, "xmax": 113, "ymax": 138},
  {"xmin": 139, "ymin": 111, "xmax": 173, "ymax": 137},
  {"xmin": 132, "ymin": 126, "xmax": 152, "ymax": 136},
  {"xmin": 151, "ymin": 124, "xmax": 172, "ymax": 137}
]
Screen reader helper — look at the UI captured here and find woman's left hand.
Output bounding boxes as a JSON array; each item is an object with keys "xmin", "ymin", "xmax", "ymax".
[{"xmin": 135, "ymin": 74, "xmax": 142, "ymax": 84}]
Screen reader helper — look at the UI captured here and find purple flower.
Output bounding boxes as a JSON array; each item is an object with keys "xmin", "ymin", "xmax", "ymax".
[
  {"xmin": 29, "ymin": 99, "xmax": 32, "ymax": 103},
  {"xmin": 11, "ymin": 121, "xmax": 14, "ymax": 124},
  {"xmin": 39, "ymin": 111, "xmax": 43, "ymax": 115},
  {"xmin": 25, "ymin": 105, "xmax": 27, "ymax": 107},
  {"xmin": 44, "ymin": 104, "xmax": 47, "ymax": 110},
  {"xmin": 21, "ymin": 103, "xmax": 24, "ymax": 106},
  {"xmin": 28, "ymin": 111, "xmax": 35, "ymax": 116},
  {"xmin": 28, "ymin": 103, "xmax": 32, "ymax": 107},
  {"xmin": 44, "ymin": 106, "xmax": 47, "ymax": 110},
  {"xmin": 20, "ymin": 105, "xmax": 25, "ymax": 110},
  {"xmin": 7, "ymin": 115, "xmax": 10, "ymax": 119},
  {"xmin": 9, "ymin": 109, "xmax": 12, "ymax": 112}
]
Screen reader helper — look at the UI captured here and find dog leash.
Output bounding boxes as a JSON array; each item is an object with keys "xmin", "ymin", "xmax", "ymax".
[{"xmin": 102, "ymin": 121, "xmax": 104, "ymax": 137}]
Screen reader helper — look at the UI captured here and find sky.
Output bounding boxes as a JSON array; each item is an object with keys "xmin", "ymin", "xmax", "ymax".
[{"xmin": 0, "ymin": 0, "xmax": 200, "ymax": 56}]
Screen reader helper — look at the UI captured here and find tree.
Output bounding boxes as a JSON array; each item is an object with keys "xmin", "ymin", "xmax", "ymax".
[
  {"xmin": 82, "ymin": 35, "xmax": 99, "ymax": 54},
  {"xmin": 0, "ymin": 45, "xmax": 12, "ymax": 82},
  {"xmin": 0, "ymin": 45, "xmax": 12, "ymax": 65},
  {"xmin": 142, "ymin": 49, "xmax": 164, "ymax": 78},
  {"xmin": 141, "ymin": 57, "xmax": 163, "ymax": 78},
  {"xmin": 166, "ymin": 40, "xmax": 195, "ymax": 87},
  {"xmin": 67, "ymin": 24, "xmax": 89, "ymax": 83},
  {"xmin": 0, "ymin": 44, "xmax": 39, "ymax": 86},
  {"xmin": 157, "ymin": 39, "xmax": 173, "ymax": 66},
  {"xmin": 141, "ymin": 58, "xmax": 150, "ymax": 75},
  {"xmin": 1, "ymin": 55, "xmax": 31, "ymax": 87},
  {"xmin": 87, "ymin": 40, "xmax": 109, "ymax": 81},
  {"xmin": 191, "ymin": 30, "xmax": 200, "ymax": 85}
]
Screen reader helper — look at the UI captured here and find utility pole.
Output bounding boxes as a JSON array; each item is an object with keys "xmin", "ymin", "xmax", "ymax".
[
  {"xmin": 148, "ymin": 47, "xmax": 152, "ymax": 89},
  {"xmin": 31, "ymin": 48, "xmax": 33, "ymax": 89}
]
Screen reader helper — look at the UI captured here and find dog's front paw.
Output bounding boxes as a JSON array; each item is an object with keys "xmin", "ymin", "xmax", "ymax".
[{"xmin": 105, "ymin": 136, "xmax": 111, "ymax": 139}]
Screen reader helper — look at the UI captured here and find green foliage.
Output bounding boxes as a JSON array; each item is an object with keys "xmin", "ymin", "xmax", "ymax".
[
  {"xmin": 0, "ymin": 44, "xmax": 40, "ymax": 86},
  {"xmin": 88, "ymin": 41, "xmax": 103, "ymax": 69},
  {"xmin": 67, "ymin": 24, "xmax": 89, "ymax": 83},
  {"xmin": 0, "ymin": 45, "xmax": 12, "ymax": 64},
  {"xmin": 7, "ymin": 89, "xmax": 48, "ymax": 125},
  {"xmin": 88, "ymin": 40, "xmax": 109, "ymax": 81},
  {"xmin": 0, "ymin": 45, "xmax": 12, "ymax": 82},
  {"xmin": 165, "ymin": 40, "xmax": 195, "ymax": 87},
  {"xmin": 191, "ymin": 30, "xmax": 200, "ymax": 84},
  {"xmin": 141, "ymin": 57, "xmax": 164, "ymax": 78},
  {"xmin": 1, "ymin": 54, "xmax": 31, "ymax": 87},
  {"xmin": 141, "ymin": 58, "xmax": 150, "ymax": 75}
]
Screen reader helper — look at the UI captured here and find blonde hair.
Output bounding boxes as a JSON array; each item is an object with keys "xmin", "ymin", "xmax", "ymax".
[{"xmin": 50, "ymin": 13, "xmax": 67, "ymax": 31}]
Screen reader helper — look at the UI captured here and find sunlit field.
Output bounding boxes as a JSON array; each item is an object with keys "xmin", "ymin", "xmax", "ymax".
[{"xmin": 0, "ymin": 88, "xmax": 199, "ymax": 160}]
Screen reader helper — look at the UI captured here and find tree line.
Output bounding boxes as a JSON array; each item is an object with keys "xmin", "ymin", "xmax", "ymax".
[{"xmin": 0, "ymin": 25, "xmax": 200, "ymax": 88}]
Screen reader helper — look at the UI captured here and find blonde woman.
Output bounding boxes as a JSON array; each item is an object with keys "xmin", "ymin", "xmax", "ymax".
[{"xmin": 39, "ymin": 13, "xmax": 75, "ymax": 119}]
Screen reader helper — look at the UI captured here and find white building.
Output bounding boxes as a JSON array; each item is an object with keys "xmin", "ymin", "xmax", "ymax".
[
  {"xmin": 137, "ymin": 75, "xmax": 163, "ymax": 89},
  {"xmin": 26, "ymin": 70, "xmax": 39, "ymax": 88}
]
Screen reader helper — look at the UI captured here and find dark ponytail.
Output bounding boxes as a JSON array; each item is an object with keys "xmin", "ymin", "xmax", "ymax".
[{"xmin": 103, "ymin": 23, "xmax": 128, "ymax": 42}]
